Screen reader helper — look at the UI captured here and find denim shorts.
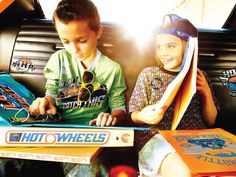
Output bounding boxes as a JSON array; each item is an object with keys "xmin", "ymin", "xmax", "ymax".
[{"xmin": 138, "ymin": 134, "xmax": 175, "ymax": 176}]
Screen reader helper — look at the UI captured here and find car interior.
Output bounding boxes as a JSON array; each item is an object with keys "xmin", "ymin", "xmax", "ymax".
[{"xmin": 0, "ymin": 0, "xmax": 236, "ymax": 176}]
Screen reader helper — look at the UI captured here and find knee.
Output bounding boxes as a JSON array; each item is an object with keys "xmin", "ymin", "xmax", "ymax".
[{"xmin": 159, "ymin": 152, "xmax": 193, "ymax": 177}]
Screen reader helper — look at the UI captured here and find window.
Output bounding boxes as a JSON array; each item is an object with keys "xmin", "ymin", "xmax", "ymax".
[
  {"xmin": 39, "ymin": 0, "xmax": 235, "ymax": 29},
  {"xmin": 38, "ymin": 0, "xmax": 235, "ymax": 47}
]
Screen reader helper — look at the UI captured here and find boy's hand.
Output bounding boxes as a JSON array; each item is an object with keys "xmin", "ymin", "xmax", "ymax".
[
  {"xmin": 196, "ymin": 68, "xmax": 211, "ymax": 99},
  {"xmin": 89, "ymin": 112, "xmax": 117, "ymax": 126},
  {"xmin": 29, "ymin": 96, "xmax": 57, "ymax": 116},
  {"xmin": 137, "ymin": 104, "xmax": 165, "ymax": 124}
]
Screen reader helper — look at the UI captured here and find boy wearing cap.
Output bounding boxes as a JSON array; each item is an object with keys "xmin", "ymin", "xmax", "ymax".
[{"xmin": 129, "ymin": 14, "xmax": 219, "ymax": 177}]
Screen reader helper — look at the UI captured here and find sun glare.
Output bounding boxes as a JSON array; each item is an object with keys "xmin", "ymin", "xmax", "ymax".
[
  {"xmin": 39, "ymin": 0, "xmax": 235, "ymax": 48},
  {"xmin": 93, "ymin": 0, "xmax": 171, "ymax": 48}
]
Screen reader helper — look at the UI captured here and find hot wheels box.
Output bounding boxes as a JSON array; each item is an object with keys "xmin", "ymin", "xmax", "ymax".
[{"xmin": 0, "ymin": 126, "xmax": 134, "ymax": 147}]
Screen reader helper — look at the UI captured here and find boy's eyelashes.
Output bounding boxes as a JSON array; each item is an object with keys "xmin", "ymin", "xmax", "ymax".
[
  {"xmin": 78, "ymin": 39, "xmax": 87, "ymax": 43},
  {"xmin": 167, "ymin": 44, "xmax": 176, "ymax": 49},
  {"xmin": 157, "ymin": 44, "xmax": 176, "ymax": 50},
  {"xmin": 62, "ymin": 39, "xmax": 88, "ymax": 44}
]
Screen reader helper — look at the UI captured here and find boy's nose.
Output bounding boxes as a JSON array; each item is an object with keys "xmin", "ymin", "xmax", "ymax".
[
  {"xmin": 70, "ymin": 43, "xmax": 80, "ymax": 54},
  {"xmin": 159, "ymin": 47, "xmax": 167, "ymax": 55}
]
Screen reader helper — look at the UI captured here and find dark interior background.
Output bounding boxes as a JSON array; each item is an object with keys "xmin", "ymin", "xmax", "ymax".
[{"xmin": 0, "ymin": 1, "xmax": 236, "ymax": 135}]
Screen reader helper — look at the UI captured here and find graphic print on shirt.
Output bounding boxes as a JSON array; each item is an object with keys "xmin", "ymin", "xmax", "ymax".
[
  {"xmin": 150, "ymin": 77, "xmax": 163, "ymax": 90},
  {"xmin": 57, "ymin": 75, "xmax": 107, "ymax": 110}
]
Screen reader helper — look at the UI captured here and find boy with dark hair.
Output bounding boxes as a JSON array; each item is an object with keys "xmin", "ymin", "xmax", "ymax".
[
  {"xmin": 30, "ymin": 0, "xmax": 127, "ymax": 127},
  {"xmin": 29, "ymin": 0, "xmax": 127, "ymax": 175}
]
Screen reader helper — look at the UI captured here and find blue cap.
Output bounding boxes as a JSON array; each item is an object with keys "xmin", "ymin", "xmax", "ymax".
[{"xmin": 158, "ymin": 14, "xmax": 197, "ymax": 40}]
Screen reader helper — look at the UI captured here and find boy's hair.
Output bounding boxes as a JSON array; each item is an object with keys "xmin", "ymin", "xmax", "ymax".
[
  {"xmin": 158, "ymin": 14, "xmax": 197, "ymax": 40},
  {"xmin": 52, "ymin": 0, "xmax": 101, "ymax": 33}
]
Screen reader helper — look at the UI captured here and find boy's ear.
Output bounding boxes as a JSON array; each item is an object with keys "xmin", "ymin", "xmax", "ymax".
[{"xmin": 96, "ymin": 25, "xmax": 103, "ymax": 39}]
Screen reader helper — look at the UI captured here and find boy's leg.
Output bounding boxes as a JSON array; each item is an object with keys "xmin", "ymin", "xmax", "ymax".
[
  {"xmin": 20, "ymin": 160, "xmax": 64, "ymax": 177},
  {"xmin": 0, "ymin": 158, "xmax": 23, "ymax": 177},
  {"xmin": 159, "ymin": 152, "xmax": 197, "ymax": 177},
  {"xmin": 0, "ymin": 158, "xmax": 64, "ymax": 177},
  {"xmin": 138, "ymin": 134, "xmax": 175, "ymax": 176},
  {"xmin": 64, "ymin": 149, "xmax": 109, "ymax": 177}
]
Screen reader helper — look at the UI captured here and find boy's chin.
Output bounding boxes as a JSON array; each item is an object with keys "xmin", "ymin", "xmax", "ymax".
[
  {"xmin": 73, "ymin": 55, "xmax": 83, "ymax": 60},
  {"xmin": 164, "ymin": 66, "xmax": 181, "ymax": 72}
]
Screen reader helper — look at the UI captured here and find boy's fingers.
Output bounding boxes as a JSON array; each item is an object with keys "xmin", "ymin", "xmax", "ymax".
[
  {"xmin": 46, "ymin": 102, "xmax": 57, "ymax": 115},
  {"xmin": 39, "ymin": 98, "xmax": 48, "ymax": 115},
  {"xmin": 100, "ymin": 117, "xmax": 108, "ymax": 126},
  {"xmin": 91, "ymin": 113, "xmax": 117, "ymax": 126},
  {"xmin": 46, "ymin": 106, "xmax": 57, "ymax": 115},
  {"xmin": 29, "ymin": 98, "xmax": 41, "ymax": 115},
  {"xmin": 111, "ymin": 117, "xmax": 117, "ymax": 126},
  {"xmin": 105, "ymin": 116, "xmax": 113, "ymax": 126},
  {"xmin": 89, "ymin": 119, "xmax": 97, "ymax": 126},
  {"xmin": 96, "ymin": 112, "xmax": 104, "ymax": 126}
]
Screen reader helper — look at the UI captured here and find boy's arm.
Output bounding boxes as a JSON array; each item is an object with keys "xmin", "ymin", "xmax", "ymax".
[
  {"xmin": 131, "ymin": 104, "xmax": 165, "ymax": 125},
  {"xmin": 200, "ymin": 92, "xmax": 217, "ymax": 126},
  {"xmin": 30, "ymin": 52, "xmax": 60, "ymax": 116},
  {"xmin": 111, "ymin": 109, "xmax": 126, "ymax": 124},
  {"xmin": 197, "ymin": 69, "xmax": 218, "ymax": 126},
  {"xmin": 131, "ymin": 111, "xmax": 145, "ymax": 124}
]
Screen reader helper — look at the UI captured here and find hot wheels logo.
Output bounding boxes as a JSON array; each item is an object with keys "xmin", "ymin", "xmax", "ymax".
[
  {"xmin": 7, "ymin": 131, "xmax": 109, "ymax": 145},
  {"xmin": 219, "ymin": 69, "xmax": 236, "ymax": 96},
  {"xmin": 12, "ymin": 59, "xmax": 35, "ymax": 73}
]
